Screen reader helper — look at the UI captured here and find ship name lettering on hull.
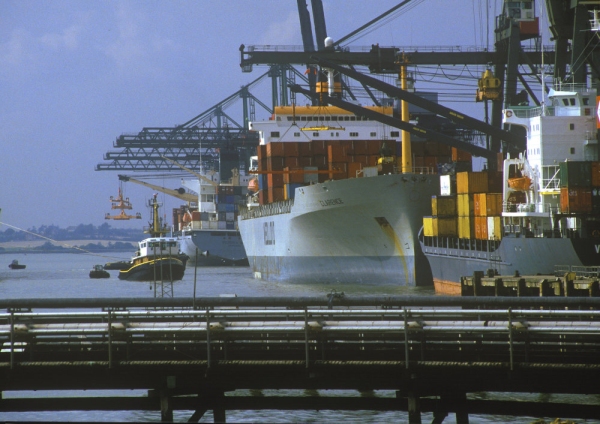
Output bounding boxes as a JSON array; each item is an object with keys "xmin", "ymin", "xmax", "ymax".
[
  {"xmin": 264, "ymin": 221, "xmax": 275, "ymax": 245},
  {"xmin": 319, "ymin": 198, "xmax": 344, "ymax": 207},
  {"xmin": 596, "ymin": 245, "xmax": 600, "ymax": 254}
]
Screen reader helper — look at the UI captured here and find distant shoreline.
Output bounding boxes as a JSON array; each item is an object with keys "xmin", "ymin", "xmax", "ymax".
[{"xmin": 0, "ymin": 240, "xmax": 137, "ymax": 254}]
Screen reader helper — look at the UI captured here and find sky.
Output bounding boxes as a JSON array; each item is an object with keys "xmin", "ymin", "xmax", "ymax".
[{"xmin": 0, "ymin": 0, "xmax": 539, "ymax": 232}]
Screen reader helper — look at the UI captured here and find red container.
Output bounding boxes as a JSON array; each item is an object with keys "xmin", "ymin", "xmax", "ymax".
[{"xmin": 266, "ymin": 142, "xmax": 284, "ymax": 157}]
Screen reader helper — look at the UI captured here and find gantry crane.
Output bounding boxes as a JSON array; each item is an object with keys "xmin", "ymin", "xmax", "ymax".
[{"xmin": 105, "ymin": 184, "xmax": 142, "ymax": 220}]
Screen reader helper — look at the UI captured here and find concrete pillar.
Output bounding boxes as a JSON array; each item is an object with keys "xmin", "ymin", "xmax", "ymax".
[
  {"xmin": 160, "ymin": 390, "xmax": 173, "ymax": 422},
  {"xmin": 407, "ymin": 394, "xmax": 421, "ymax": 424}
]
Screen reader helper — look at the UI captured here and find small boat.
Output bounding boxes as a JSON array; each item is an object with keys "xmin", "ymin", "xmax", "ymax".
[
  {"xmin": 103, "ymin": 260, "xmax": 131, "ymax": 270},
  {"xmin": 119, "ymin": 194, "xmax": 188, "ymax": 282},
  {"xmin": 8, "ymin": 260, "xmax": 26, "ymax": 270},
  {"xmin": 89, "ymin": 264, "xmax": 110, "ymax": 279}
]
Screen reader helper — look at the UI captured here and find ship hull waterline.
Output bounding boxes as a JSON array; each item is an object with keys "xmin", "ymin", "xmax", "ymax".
[
  {"xmin": 118, "ymin": 258, "xmax": 187, "ymax": 281},
  {"xmin": 239, "ymin": 173, "xmax": 439, "ymax": 286},
  {"xmin": 420, "ymin": 235, "xmax": 600, "ymax": 295}
]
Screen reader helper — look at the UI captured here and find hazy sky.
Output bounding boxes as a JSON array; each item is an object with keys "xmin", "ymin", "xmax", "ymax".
[{"xmin": 1, "ymin": 1, "xmax": 525, "ymax": 232}]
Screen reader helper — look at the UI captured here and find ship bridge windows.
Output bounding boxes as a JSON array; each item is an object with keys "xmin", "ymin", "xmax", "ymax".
[
  {"xmin": 313, "ymin": 132, "xmax": 319, "ymax": 137},
  {"xmin": 294, "ymin": 132, "xmax": 300, "ymax": 137},
  {"xmin": 570, "ymin": 124, "xmax": 575, "ymax": 130},
  {"xmin": 391, "ymin": 131, "xmax": 400, "ymax": 137},
  {"xmin": 350, "ymin": 132, "xmax": 358, "ymax": 137},
  {"xmin": 370, "ymin": 132, "xmax": 377, "ymax": 137},
  {"xmin": 270, "ymin": 131, "xmax": 280, "ymax": 137}
]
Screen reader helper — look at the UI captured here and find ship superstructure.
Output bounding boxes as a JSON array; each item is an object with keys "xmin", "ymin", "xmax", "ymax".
[
  {"xmin": 420, "ymin": 83, "xmax": 600, "ymax": 294},
  {"xmin": 176, "ymin": 169, "xmax": 249, "ymax": 266}
]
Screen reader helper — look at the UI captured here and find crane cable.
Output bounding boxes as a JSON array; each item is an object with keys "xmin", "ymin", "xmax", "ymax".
[{"xmin": 0, "ymin": 221, "xmax": 130, "ymax": 261}]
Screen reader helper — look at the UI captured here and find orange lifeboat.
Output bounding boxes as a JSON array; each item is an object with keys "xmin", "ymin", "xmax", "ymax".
[
  {"xmin": 508, "ymin": 176, "xmax": 532, "ymax": 191},
  {"xmin": 182, "ymin": 212, "xmax": 192, "ymax": 223},
  {"xmin": 248, "ymin": 178, "xmax": 259, "ymax": 192}
]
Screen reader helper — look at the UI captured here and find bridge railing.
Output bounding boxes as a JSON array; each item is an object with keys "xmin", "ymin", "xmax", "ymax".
[{"xmin": 1, "ymin": 302, "xmax": 600, "ymax": 370}]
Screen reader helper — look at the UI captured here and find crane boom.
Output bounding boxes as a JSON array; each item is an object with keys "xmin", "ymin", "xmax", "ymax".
[
  {"xmin": 160, "ymin": 156, "xmax": 218, "ymax": 187},
  {"xmin": 118, "ymin": 175, "xmax": 197, "ymax": 203}
]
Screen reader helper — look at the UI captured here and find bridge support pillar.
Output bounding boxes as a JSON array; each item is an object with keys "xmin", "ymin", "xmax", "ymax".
[
  {"xmin": 407, "ymin": 393, "xmax": 421, "ymax": 424},
  {"xmin": 160, "ymin": 390, "xmax": 173, "ymax": 422}
]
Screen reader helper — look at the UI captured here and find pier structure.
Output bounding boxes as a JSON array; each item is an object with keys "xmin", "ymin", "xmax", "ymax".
[{"xmin": 0, "ymin": 296, "xmax": 600, "ymax": 423}]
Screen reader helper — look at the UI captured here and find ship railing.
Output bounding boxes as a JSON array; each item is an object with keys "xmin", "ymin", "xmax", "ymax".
[
  {"xmin": 240, "ymin": 199, "xmax": 294, "ymax": 220},
  {"xmin": 559, "ymin": 265, "xmax": 600, "ymax": 278},
  {"xmin": 502, "ymin": 202, "xmax": 554, "ymax": 214},
  {"xmin": 552, "ymin": 81, "xmax": 597, "ymax": 93},
  {"xmin": 509, "ymin": 106, "xmax": 556, "ymax": 119}
]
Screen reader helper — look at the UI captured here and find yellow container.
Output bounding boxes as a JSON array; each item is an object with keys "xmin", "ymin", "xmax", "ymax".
[
  {"xmin": 487, "ymin": 216, "xmax": 502, "ymax": 240},
  {"xmin": 457, "ymin": 194, "xmax": 474, "ymax": 216},
  {"xmin": 435, "ymin": 216, "xmax": 457, "ymax": 237},
  {"xmin": 474, "ymin": 193, "xmax": 503, "ymax": 216},
  {"xmin": 458, "ymin": 216, "xmax": 474, "ymax": 239},
  {"xmin": 457, "ymin": 171, "xmax": 489, "ymax": 194},
  {"xmin": 431, "ymin": 195, "xmax": 457, "ymax": 216},
  {"xmin": 423, "ymin": 217, "xmax": 435, "ymax": 237}
]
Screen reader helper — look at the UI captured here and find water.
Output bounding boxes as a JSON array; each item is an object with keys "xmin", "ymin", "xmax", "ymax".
[{"xmin": 0, "ymin": 253, "xmax": 598, "ymax": 423}]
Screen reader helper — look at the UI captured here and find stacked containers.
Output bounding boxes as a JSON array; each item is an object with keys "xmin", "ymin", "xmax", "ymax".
[
  {"xmin": 429, "ymin": 195, "xmax": 457, "ymax": 237},
  {"xmin": 559, "ymin": 161, "xmax": 593, "ymax": 213},
  {"xmin": 456, "ymin": 171, "xmax": 503, "ymax": 241}
]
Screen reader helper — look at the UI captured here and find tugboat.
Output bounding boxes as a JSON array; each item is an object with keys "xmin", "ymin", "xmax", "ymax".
[
  {"xmin": 118, "ymin": 194, "xmax": 188, "ymax": 281},
  {"xmin": 8, "ymin": 260, "xmax": 26, "ymax": 270},
  {"xmin": 89, "ymin": 264, "xmax": 110, "ymax": 279}
]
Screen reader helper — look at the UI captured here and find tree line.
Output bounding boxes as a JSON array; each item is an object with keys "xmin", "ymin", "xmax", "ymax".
[{"xmin": 0, "ymin": 223, "xmax": 144, "ymax": 243}]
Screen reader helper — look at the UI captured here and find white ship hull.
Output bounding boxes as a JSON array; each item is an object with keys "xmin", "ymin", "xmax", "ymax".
[{"xmin": 239, "ymin": 173, "xmax": 439, "ymax": 286}]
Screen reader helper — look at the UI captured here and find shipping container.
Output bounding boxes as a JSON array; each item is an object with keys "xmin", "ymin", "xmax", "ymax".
[
  {"xmin": 457, "ymin": 193, "xmax": 474, "ymax": 216},
  {"xmin": 303, "ymin": 166, "xmax": 319, "ymax": 184},
  {"xmin": 592, "ymin": 162, "xmax": 600, "ymax": 186},
  {"xmin": 311, "ymin": 140, "xmax": 327, "ymax": 156},
  {"xmin": 474, "ymin": 193, "xmax": 503, "ymax": 216},
  {"xmin": 487, "ymin": 171, "xmax": 504, "ymax": 193},
  {"xmin": 267, "ymin": 173, "xmax": 284, "ymax": 188},
  {"xmin": 267, "ymin": 156, "xmax": 285, "ymax": 171},
  {"xmin": 329, "ymin": 162, "xmax": 348, "ymax": 180},
  {"xmin": 458, "ymin": 216, "xmax": 475, "ymax": 239},
  {"xmin": 474, "ymin": 216, "xmax": 488, "ymax": 240},
  {"xmin": 457, "ymin": 171, "xmax": 489, "ymax": 194},
  {"xmin": 268, "ymin": 187, "xmax": 285, "ymax": 203},
  {"xmin": 423, "ymin": 217, "xmax": 435, "ymax": 237},
  {"xmin": 431, "ymin": 195, "xmax": 457, "ymax": 216},
  {"xmin": 487, "ymin": 216, "xmax": 502, "ymax": 240},
  {"xmin": 226, "ymin": 221, "xmax": 235, "ymax": 230},
  {"xmin": 560, "ymin": 161, "xmax": 592, "ymax": 187},
  {"xmin": 439, "ymin": 175, "xmax": 455, "ymax": 196},
  {"xmin": 560, "ymin": 186, "xmax": 593, "ymax": 213},
  {"xmin": 298, "ymin": 141, "xmax": 313, "ymax": 157},
  {"xmin": 348, "ymin": 162, "xmax": 363, "ymax": 178},
  {"xmin": 452, "ymin": 147, "xmax": 472, "ymax": 162},
  {"xmin": 266, "ymin": 142, "xmax": 285, "ymax": 157},
  {"xmin": 435, "ymin": 216, "xmax": 457, "ymax": 237}
]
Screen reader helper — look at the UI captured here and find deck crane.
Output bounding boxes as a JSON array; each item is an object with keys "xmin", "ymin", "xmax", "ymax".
[
  {"xmin": 117, "ymin": 175, "xmax": 197, "ymax": 203},
  {"xmin": 105, "ymin": 184, "xmax": 142, "ymax": 220}
]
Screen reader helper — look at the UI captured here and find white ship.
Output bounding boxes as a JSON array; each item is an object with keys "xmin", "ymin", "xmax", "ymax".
[{"xmin": 238, "ymin": 104, "xmax": 440, "ymax": 286}]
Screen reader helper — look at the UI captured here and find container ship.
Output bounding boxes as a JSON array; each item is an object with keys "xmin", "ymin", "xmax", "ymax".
[
  {"xmin": 174, "ymin": 170, "xmax": 250, "ymax": 266},
  {"xmin": 237, "ymin": 101, "xmax": 450, "ymax": 286},
  {"xmin": 419, "ymin": 83, "xmax": 600, "ymax": 294}
]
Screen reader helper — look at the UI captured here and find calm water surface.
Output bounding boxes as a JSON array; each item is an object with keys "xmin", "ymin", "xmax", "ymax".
[{"xmin": 0, "ymin": 253, "xmax": 598, "ymax": 423}]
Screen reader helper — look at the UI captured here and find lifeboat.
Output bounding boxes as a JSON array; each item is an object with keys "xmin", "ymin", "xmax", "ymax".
[
  {"xmin": 508, "ymin": 176, "xmax": 532, "ymax": 191},
  {"xmin": 248, "ymin": 178, "xmax": 259, "ymax": 192}
]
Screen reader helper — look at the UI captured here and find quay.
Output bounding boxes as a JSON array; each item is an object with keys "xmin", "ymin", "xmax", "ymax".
[
  {"xmin": 461, "ymin": 269, "xmax": 600, "ymax": 297},
  {"xmin": 1, "ymin": 296, "xmax": 600, "ymax": 423}
]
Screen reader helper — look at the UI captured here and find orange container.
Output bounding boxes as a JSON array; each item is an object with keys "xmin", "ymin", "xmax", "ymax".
[
  {"xmin": 266, "ymin": 156, "xmax": 285, "ymax": 171},
  {"xmin": 267, "ymin": 173, "xmax": 284, "ymax": 188},
  {"xmin": 560, "ymin": 187, "xmax": 592, "ymax": 213},
  {"xmin": 298, "ymin": 142, "xmax": 313, "ymax": 157},
  {"xmin": 474, "ymin": 193, "xmax": 503, "ymax": 216},
  {"xmin": 329, "ymin": 162, "xmax": 348, "ymax": 180},
  {"xmin": 283, "ymin": 142, "xmax": 299, "ymax": 157},
  {"xmin": 452, "ymin": 147, "xmax": 472, "ymax": 162},
  {"xmin": 475, "ymin": 216, "xmax": 488, "ymax": 240}
]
